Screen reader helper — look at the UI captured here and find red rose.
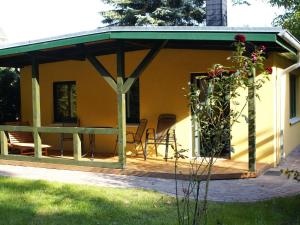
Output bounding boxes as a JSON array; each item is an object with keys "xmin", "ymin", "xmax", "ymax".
[
  {"xmin": 265, "ymin": 67, "xmax": 273, "ymax": 74},
  {"xmin": 222, "ymin": 70, "xmax": 236, "ymax": 77},
  {"xmin": 228, "ymin": 70, "xmax": 236, "ymax": 75},
  {"xmin": 208, "ymin": 66, "xmax": 224, "ymax": 78},
  {"xmin": 234, "ymin": 34, "xmax": 246, "ymax": 43}
]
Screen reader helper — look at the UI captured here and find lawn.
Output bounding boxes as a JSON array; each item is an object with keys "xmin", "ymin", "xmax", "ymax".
[{"xmin": 0, "ymin": 176, "xmax": 299, "ymax": 225}]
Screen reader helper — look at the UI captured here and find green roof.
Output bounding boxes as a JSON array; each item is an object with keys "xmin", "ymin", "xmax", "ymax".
[{"xmin": 0, "ymin": 26, "xmax": 297, "ymax": 67}]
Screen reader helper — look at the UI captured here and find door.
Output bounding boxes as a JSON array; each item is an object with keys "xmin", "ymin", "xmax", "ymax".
[{"xmin": 190, "ymin": 73, "xmax": 231, "ymax": 158}]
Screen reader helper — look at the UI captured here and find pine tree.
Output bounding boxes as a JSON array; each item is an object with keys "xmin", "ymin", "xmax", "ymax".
[{"xmin": 101, "ymin": 0, "xmax": 206, "ymax": 26}]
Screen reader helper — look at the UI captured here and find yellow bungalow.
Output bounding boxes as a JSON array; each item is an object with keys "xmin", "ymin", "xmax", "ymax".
[{"xmin": 0, "ymin": 27, "xmax": 299, "ymax": 173}]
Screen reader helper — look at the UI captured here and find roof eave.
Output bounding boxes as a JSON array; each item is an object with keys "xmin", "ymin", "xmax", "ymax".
[{"xmin": 0, "ymin": 27, "xmax": 297, "ymax": 65}]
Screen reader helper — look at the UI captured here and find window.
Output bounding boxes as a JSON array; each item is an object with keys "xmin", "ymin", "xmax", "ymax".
[
  {"xmin": 290, "ymin": 74, "xmax": 297, "ymax": 119},
  {"xmin": 126, "ymin": 79, "xmax": 140, "ymax": 123},
  {"xmin": 53, "ymin": 81, "xmax": 77, "ymax": 123}
]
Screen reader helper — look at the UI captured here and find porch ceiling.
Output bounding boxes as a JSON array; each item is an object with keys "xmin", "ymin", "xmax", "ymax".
[{"xmin": 0, "ymin": 26, "xmax": 296, "ymax": 67}]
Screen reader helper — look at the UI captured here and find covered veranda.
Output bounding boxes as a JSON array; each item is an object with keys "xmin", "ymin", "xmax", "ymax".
[{"xmin": 0, "ymin": 27, "xmax": 294, "ymax": 175}]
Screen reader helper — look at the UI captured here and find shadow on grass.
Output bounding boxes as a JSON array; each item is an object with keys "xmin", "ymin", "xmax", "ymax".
[
  {"xmin": 0, "ymin": 177, "xmax": 178, "ymax": 225},
  {"xmin": 1, "ymin": 177, "xmax": 300, "ymax": 225},
  {"xmin": 0, "ymin": 169, "xmax": 17, "ymax": 177}
]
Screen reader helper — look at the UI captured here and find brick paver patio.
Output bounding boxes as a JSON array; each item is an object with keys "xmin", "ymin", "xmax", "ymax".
[{"xmin": 0, "ymin": 146, "xmax": 299, "ymax": 202}]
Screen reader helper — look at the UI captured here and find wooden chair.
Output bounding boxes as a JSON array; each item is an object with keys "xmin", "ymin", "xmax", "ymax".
[
  {"xmin": 144, "ymin": 114, "xmax": 177, "ymax": 160},
  {"xmin": 7, "ymin": 131, "xmax": 50, "ymax": 156},
  {"xmin": 114, "ymin": 119, "xmax": 148, "ymax": 157},
  {"xmin": 4, "ymin": 121, "xmax": 49, "ymax": 156}
]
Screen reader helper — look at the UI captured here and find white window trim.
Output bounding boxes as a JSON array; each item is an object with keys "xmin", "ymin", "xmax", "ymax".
[{"xmin": 289, "ymin": 117, "xmax": 300, "ymax": 125}]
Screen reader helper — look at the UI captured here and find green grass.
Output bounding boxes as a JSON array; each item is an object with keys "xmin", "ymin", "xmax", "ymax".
[
  {"xmin": 208, "ymin": 197, "xmax": 300, "ymax": 225},
  {"xmin": 0, "ymin": 176, "xmax": 299, "ymax": 225}
]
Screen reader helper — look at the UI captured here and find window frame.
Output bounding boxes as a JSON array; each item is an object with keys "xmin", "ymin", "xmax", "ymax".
[
  {"xmin": 126, "ymin": 78, "xmax": 140, "ymax": 124},
  {"xmin": 290, "ymin": 73, "xmax": 297, "ymax": 119},
  {"xmin": 53, "ymin": 81, "xmax": 77, "ymax": 123}
]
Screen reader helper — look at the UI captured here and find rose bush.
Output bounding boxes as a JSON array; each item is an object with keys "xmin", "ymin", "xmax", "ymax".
[{"xmin": 175, "ymin": 34, "xmax": 271, "ymax": 225}]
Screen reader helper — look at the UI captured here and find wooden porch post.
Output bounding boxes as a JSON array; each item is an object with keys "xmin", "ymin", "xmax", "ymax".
[
  {"xmin": 86, "ymin": 41, "xmax": 166, "ymax": 168},
  {"xmin": 32, "ymin": 57, "xmax": 42, "ymax": 158},
  {"xmin": 248, "ymin": 68, "xmax": 256, "ymax": 172},
  {"xmin": 117, "ymin": 46, "xmax": 126, "ymax": 167},
  {"xmin": 0, "ymin": 131, "xmax": 8, "ymax": 155},
  {"xmin": 73, "ymin": 133, "xmax": 82, "ymax": 160}
]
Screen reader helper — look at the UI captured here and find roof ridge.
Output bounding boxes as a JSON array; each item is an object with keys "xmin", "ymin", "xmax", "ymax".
[{"xmin": 0, "ymin": 26, "xmax": 284, "ymax": 50}]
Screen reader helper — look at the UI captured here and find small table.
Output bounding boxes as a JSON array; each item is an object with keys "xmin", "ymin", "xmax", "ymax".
[
  {"xmin": 88, "ymin": 126, "xmax": 113, "ymax": 159},
  {"xmin": 126, "ymin": 123, "xmax": 139, "ymax": 128}
]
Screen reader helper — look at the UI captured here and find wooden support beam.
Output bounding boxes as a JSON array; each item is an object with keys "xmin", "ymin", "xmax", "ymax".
[
  {"xmin": 117, "ymin": 42, "xmax": 125, "ymax": 79},
  {"xmin": 117, "ymin": 82, "xmax": 126, "ymax": 167},
  {"xmin": 38, "ymin": 126, "xmax": 118, "ymax": 134},
  {"xmin": 117, "ymin": 46, "xmax": 126, "ymax": 168},
  {"xmin": 0, "ymin": 125, "xmax": 117, "ymax": 135},
  {"xmin": 30, "ymin": 51, "xmax": 85, "ymax": 62},
  {"xmin": 32, "ymin": 57, "xmax": 42, "ymax": 158},
  {"xmin": 124, "ymin": 40, "xmax": 152, "ymax": 49},
  {"xmin": 87, "ymin": 55, "xmax": 117, "ymax": 92},
  {"xmin": 0, "ymin": 154, "xmax": 122, "ymax": 169},
  {"xmin": 0, "ymin": 131, "xmax": 8, "ymax": 156},
  {"xmin": 0, "ymin": 125, "xmax": 33, "ymax": 132},
  {"xmin": 122, "ymin": 41, "xmax": 167, "ymax": 94},
  {"xmin": 248, "ymin": 68, "xmax": 256, "ymax": 172},
  {"xmin": 73, "ymin": 133, "xmax": 82, "ymax": 160}
]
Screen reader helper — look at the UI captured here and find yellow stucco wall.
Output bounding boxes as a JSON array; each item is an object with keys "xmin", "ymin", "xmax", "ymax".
[
  {"xmin": 231, "ymin": 55, "xmax": 276, "ymax": 164},
  {"xmin": 274, "ymin": 54, "xmax": 300, "ymax": 157},
  {"xmin": 20, "ymin": 49, "xmax": 279, "ymax": 164}
]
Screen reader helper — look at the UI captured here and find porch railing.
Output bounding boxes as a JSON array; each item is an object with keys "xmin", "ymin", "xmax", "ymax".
[
  {"xmin": 0, "ymin": 125, "xmax": 122, "ymax": 169},
  {"xmin": 0, "ymin": 41, "xmax": 167, "ymax": 169}
]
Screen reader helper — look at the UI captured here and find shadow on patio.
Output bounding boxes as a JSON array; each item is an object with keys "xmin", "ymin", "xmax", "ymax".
[{"xmin": 0, "ymin": 149, "xmax": 270, "ymax": 180}]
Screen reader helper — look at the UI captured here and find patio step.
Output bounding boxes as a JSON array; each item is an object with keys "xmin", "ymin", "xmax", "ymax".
[{"xmin": 0, "ymin": 158, "xmax": 271, "ymax": 180}]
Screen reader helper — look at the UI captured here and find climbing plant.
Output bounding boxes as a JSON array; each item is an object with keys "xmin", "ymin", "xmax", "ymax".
[{"xmin": 175, "ymin": 34, "xmax": 272, "ymax": 225}]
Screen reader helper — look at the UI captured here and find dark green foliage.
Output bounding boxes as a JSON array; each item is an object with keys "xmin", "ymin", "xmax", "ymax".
[
  {"xmin": 270, "ymin": 0, "xmax": 300, "ymax": 39},
  {"xmin": 281, "ymin": 168, "xmax": 300, "ymax": 182},
  {"xmin": 101, "ymin": 0, "xmax": 205, "ymax": 26},
  {"xmin": 0, "ymin": 68, "xmax": 20, "ymax": 122},
  {"xmin": 189, "ymin": 74, "xmax": 232, "ymax": 158}
]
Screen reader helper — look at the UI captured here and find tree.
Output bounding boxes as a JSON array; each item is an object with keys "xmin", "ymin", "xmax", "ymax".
[
  {"xmin": 101, "ymin": 0, "xmax": 205, "ymax": 26},
  {"xmin": 232, "ymin": 0, "xmax": 300, "ymax": 40},
  {"xmin": 269, "ymin": 0, "xmax": 300, "ymax": 39},
  {"xmin": 0, "ymin": 68, "xmax": 20, "ymax": 122}
]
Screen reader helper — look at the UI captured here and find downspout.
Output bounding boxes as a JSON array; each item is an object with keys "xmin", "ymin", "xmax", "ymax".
[{"xmin": 277, "ymin": 31, "xmax": 300, "ymax": 162}]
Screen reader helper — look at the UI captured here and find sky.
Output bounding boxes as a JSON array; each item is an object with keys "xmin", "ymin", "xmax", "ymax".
[{"xmin": 0, "ymin": 0, "xmax": 285, "ymax": 44}]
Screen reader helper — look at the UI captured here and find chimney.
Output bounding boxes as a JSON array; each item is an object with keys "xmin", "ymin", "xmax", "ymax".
[{"xmin": 206, "ymin": 0, "xmax": 227, "ymax": 26}]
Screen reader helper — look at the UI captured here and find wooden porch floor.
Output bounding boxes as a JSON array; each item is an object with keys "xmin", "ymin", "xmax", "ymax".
[{"xmin": 0, "ymin": 150, "xmax": 271, "ymax": 180}]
